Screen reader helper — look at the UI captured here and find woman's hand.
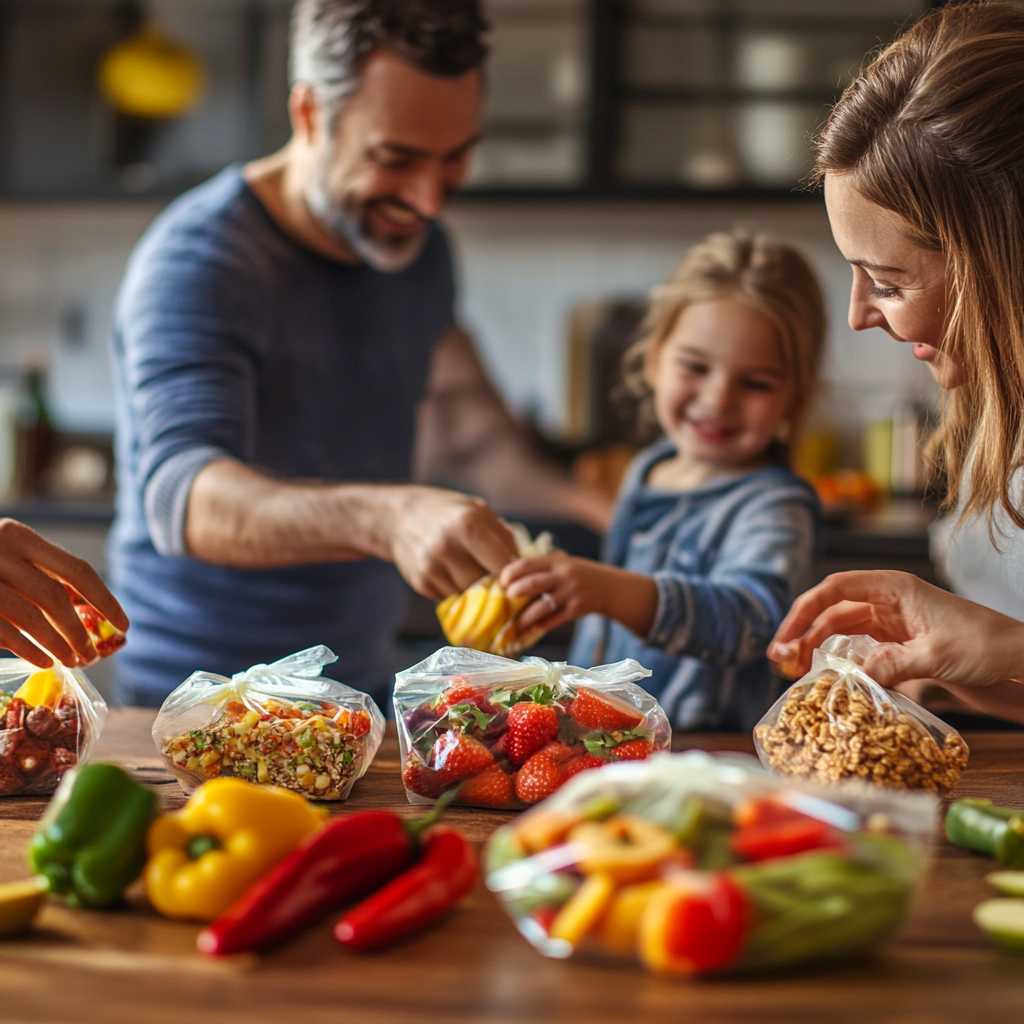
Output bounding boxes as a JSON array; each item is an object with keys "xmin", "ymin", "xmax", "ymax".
[
  {"xmin": 500, "ymin": 553, "xmax": 658, "ymax": 639},
  {"xmin": 0, "ymin": 518, "xmax": 129, "ymax": 668},
  {"xmin": 768, "ymin": 569, "xmax": 1024, "ymax": 690}
]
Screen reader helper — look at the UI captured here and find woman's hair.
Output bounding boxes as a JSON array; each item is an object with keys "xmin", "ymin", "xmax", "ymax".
[
  {"xmin": 622, "ymin": 230, "xmax": 825, "ymax": 457},
  {"xmin": 812, "ymin": 0, "xmax": 1024, "ymax": 531}
]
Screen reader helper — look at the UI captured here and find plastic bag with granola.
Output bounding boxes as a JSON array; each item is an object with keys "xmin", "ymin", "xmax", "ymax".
[{"xmin": 754, "ymin": 634, "xmax": 968, "ymax": 792}]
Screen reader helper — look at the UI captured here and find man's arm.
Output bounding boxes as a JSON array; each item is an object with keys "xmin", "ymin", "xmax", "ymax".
[
  {"xmin": 184, "ymin": 461, "xmax": 518, "ymax": 599},
  {"xmin": 413, "ymin": 326, "xmax": 615, "ymax": 534}
]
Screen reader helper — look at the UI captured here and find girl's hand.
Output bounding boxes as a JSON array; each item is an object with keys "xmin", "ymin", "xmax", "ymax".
[
  {"xmin": 0, "ymin": 518, "xmax": 129, "ymax": 667},
  {"xmin": 768, "ymin": 569, "xmax": 1024, "ymax": 690},
  {"xmin": 500, "ymin": 554, "xmax": 658, "ymax": 639}
]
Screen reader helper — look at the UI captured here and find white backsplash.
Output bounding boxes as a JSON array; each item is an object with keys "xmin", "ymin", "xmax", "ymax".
[{"xmin": 0, "ymin": 198, "xmax": 936, "ymax": 465}]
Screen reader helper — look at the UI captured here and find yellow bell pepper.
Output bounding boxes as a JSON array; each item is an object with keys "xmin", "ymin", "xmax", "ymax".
[
  {"xmin": 14, "ymin": 670, "xmax": 64, "ymax": 708},
  {"xmin": 144, "ymin": 777, "xmax": 325, "ymax": 921}
]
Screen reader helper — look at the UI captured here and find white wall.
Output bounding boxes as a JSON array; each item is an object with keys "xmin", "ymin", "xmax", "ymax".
[
  {"xmin": 0, "ymin": 198, "xmax": 937, "ymax": 462},
  {"xmin": 445, "ymin": 200, "xmax": 938, "ymax": 457}
]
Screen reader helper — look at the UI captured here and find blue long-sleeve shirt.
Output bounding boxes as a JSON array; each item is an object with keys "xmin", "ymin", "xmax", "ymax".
[
  {"xmin": 568, "ymin": 439, "xmax": 819, "ymax": 731},
  {"xmin": 107, "ymin": 165, "xmax": 455, "ymax": 707}
]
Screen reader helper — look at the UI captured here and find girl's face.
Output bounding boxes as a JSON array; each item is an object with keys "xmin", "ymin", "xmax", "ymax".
[
  {"xmin": 648, "ymin": 297, "xmax": 792, "ymax": 470},
  {"xmin": 824, "ymin": 171, "xmax": 962, "ymax": 388}
]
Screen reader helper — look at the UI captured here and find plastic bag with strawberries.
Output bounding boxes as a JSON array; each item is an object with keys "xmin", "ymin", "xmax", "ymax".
[
  {"xmin": 393, "ymin": 647, "xmax": 671, "ymax": 810},
  {"xmin": 152, "ymin": 646, "xmax": 385, "ymax": 800},
  {"xmin": 0, "ymin": 659, "xmax": 107, "ymax": 796}
]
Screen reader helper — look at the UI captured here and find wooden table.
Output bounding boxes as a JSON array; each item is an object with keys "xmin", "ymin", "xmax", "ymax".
[{"xmin": 1, "ymin": 710, "xmax": 1023, "ymax": 1024}]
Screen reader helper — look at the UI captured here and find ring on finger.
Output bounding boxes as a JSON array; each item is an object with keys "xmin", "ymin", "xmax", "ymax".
[{"xmin": 541, "ymin": 592, "xmax": 558, "ymax": 614}]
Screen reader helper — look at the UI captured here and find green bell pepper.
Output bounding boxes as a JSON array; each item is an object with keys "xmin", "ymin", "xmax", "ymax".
[
  {"xmin": 28, "ymin": 763, "xmax": 158, "ymax": 909},
  {"xmin": 945, "ymin": 799, "xmax": 1024, "ymax": 869}
]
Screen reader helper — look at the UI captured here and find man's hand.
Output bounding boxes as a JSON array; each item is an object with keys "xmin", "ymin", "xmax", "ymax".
[
  {"xmin": 385, "ymin": 486, "xmax": 519, "ymax": 598},
  {"xmin": 769, "ymin": 570, "xmax": 1024, "ymax": 691},
  {"xmin": 500, "ymin": 553, "xmax": 658, "ymax": 639},
  {"xmin": 0, "ymin": 518, "xmax": 129, "ymax": 667}
]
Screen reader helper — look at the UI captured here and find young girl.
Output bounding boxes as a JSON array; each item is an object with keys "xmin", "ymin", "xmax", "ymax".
[{"xmin": 500, "ymin": 230, "xmax": 825, "ymax": 730}]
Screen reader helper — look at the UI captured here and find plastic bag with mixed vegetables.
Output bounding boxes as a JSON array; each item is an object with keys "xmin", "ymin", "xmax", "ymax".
[
  {"xmin": 756, "ymin": 634, "xmax": 969, "ymax": 792},
  {"xmin": 394, "ymin": 647, "xmax": 671, "ymax": 809},
  {"xmin": 485, "ymin": 751, "xmax": 936, "ymax": 975},
  {"xmin": 0, "ymin": 660, "xmax": 107, "ymax": 797},
  {"xmin": 152, "ymin": 646, "xmax": 384, "ymax": 800}
]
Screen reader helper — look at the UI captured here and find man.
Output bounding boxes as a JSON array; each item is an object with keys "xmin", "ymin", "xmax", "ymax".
[{"xmin": 109, "ymin": 0, "xmax": 607, "ymax": 706}]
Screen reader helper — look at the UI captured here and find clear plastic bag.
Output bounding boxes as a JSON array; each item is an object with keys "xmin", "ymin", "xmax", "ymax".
[
  {"xmin": 754, "ymin": 634, "xmax": 969, "ymax": 792},
  {"xmin": 0, "ymin": 660, "xmax": 107, "ymax": 796},
  {"xmin": 394, "ymin": 646, "xmax": 671, "ymax": 809},
  {"xmin": 152, "ymin": 645, "xmax": 384, "ymax": 801},
  {"xmin": 485, "ymin": 750, "xmax": 937, "ymax": 975},
  {"xmin": 435, "ymin": 524, "xmax": 555, "ymax": 657}
]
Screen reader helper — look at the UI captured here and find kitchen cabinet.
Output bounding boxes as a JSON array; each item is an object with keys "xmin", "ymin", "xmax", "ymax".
[{"xmin": 0, "ymin": 0, "xmax": 932, "ymax": 202}]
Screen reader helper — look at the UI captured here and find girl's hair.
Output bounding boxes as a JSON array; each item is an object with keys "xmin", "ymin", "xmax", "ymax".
[
  {"xmin": 812, "ymin": 0, "xmax": 1024, "ymax": 531},
  {"xmin": 622, "ymin": 230, "xmax": 825, "ymax": 457}
]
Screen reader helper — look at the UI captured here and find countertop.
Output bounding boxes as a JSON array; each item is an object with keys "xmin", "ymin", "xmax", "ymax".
[{"xmin": 1, "ymin": 712, "xmax": 1023, "ymax": 1024}]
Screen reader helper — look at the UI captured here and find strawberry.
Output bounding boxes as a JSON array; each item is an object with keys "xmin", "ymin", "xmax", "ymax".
[
  {"xmin": 458, "ymin": 764, "xmax": 514, "ymax": 807},
  {"xmin": 537, "ymin": 741, "xmax": 578, "ymax": 767},
  {"xmin": 402, "ymin": 758, "xmax": 448, "ymax": 799},
  {"xmin": 432, "ymin": 730, "xmax": 495, "ymax": 782},
  {"xmin": 514, "ymin": 752, "xmax": 563, "ymax": 804},
  {"xmin": 561, "ymin": 753, "xmax": 605, "ymax": 778},
  {"xmin": 568, "ymin": 688, "xmax": 643, "ymax": 732},
  {"xmin": 609, "ymin": 739, "xmax": 653, "ymax": 761},
  {"xmin": 437, "ymin": 677, "xmax": 477, "ymax": 712},
  {"xmin": 506, "ymin": 702, "xmax": 559, "ymax": 765}
]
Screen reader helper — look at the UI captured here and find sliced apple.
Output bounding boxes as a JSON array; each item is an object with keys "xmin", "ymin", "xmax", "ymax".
[
  {"xmin": 974, "ymin": 898, "xmax": 1024, "ymax": 954},
  {"xmin": 987, "ymin": 871, "xmax": 1024, "ymax": 897},
  {"xmin": 0, "ymin": 877, "xmax": 47, "ymax": 937}
]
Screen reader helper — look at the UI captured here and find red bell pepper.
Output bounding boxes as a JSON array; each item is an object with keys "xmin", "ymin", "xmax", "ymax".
[
  {"xmin": 641, "ymin": 872, "xmax": 748, "ymax": 974},
  {"xmin": 730, "ymin": 814, "xmax": 843, "ymax": 863},
  {"xmin": 197, "ymin": 804, "xmax": 445, "ymax": 955},
  {"xmin": 335, "ymin": 826, "xmax": 478, "ymax": 951}
]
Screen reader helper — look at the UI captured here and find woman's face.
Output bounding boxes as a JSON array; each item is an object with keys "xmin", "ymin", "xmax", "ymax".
[{"xmin": 824, "ymin": 172, "xmax": 963, "ymax": 389}]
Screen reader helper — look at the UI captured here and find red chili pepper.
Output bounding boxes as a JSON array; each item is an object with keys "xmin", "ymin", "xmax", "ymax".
[
  {"xmin": 730, "ymin": 815, "xmax": 843, "ymax": 863},
  {"xmin": 197, "ymin": 804, "xmax": 445, "ymax": 956},
  {"xmin": 334, "ymin": 826, "xmax": 478, "ymax": 951}
]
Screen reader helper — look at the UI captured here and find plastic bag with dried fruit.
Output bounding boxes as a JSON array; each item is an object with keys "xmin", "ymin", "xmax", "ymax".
[
  {"xmin": 393, "ymin": 646, "xmax": 671, "ymax": 810},
  {"xmin": 0, "ymin": 661, "xmax": 106, "ymax": 796},
  {"xmin": 152, "ymin": 646, "xmax": 384, "ymax": 801},
  {"xmin": 435, "ymin": 524, "xmax": 555, "ymax": 658},
  {"xmin": 754, "ymin": 634, "xmax": 969, "ymax": 793},
  {"xmin": 485, "ymin": 750, "xmax": 937, "ymax": 975}
]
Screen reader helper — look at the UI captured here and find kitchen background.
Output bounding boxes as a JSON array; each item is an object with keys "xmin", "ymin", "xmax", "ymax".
[{"xmin": 0, "ymin": 0, "xmax": 956, "ymax": 694}]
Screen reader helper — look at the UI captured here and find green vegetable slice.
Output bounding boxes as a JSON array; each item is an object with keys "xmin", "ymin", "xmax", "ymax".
[
  {"xmin": 986, "ymin": 871, "xmax": 1024, "ymax": 897},
  {"xmin": 974, "ymin": 898, "xmax": 1024, "ymax": 954}
]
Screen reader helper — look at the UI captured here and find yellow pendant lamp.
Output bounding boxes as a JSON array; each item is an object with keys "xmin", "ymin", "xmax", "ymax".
[{"xmin": 97, "ymin": 25, "xmax": 206, "ymax": 120}]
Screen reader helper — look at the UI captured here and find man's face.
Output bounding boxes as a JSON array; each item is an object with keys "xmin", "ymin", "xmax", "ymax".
[{"xmin": 305, "ymin": 48, "xmax": 483, "ymax": 271}]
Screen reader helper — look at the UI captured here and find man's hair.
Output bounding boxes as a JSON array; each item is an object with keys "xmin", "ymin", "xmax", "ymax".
[
  {"xmin": 813, "ymin": 0, "xmax": 1024, "ymax": 534},
  {"xmin": 621, "ymin": 230, "xmax": 826, "ymax": 457},
  {"xmin": 290, "ymin": 0, "xmax": 489, "ymax": 110}
]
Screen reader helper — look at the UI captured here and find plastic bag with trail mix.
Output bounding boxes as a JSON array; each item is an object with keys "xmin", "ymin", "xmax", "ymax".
[
  {"xmin": 754, "ymin": 634, "xmax": 969, "ymax": 793},
  {"xmin": 152, "ymin": 646, "xmax": 384, "ymax": 801},
  {"xmin": 394, "ymin": 646, "xmax": 671, "ymax": 810},
  {"xmin": 0, "ymin": 660, "xmax": 107, "ymax": 796}
]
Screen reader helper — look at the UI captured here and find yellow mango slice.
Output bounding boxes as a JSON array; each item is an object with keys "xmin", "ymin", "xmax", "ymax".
[
  {"xmin": 600, "ymin": 881, "xmax": 669, "ymax": 956},
  {"xmin": 14, "ymin": 669, "xmax": 64, "ymax": 708},
  {"xmin": 549, "ymin": 872, "xmax": 616, "ymax": 947},
  {"xmin": 0, "ymin": 877, "xmax": 47, "ymax": 937}
]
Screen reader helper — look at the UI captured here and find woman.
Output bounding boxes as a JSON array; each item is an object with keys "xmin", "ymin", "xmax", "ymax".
[
  {"xmin": 769, "ymin": 0, "xmax": 1024, "ymax": 721},
  {"xmin": 0, "ymin": 518, "xmax": 127, "ymax": 667}
]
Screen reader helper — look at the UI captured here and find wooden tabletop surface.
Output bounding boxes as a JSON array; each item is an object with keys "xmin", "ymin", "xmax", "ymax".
[{"xmin": 1, "ymin": 709, "xmax": 1023, "ymax": 1024}]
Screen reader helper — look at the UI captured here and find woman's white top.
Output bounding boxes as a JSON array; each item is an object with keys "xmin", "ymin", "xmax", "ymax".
[{"xmin": 930, "ymin": 485, "xmax": 1024, "ymax": 620}]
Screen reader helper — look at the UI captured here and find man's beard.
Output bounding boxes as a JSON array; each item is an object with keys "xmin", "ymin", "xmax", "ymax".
[{"xmin": 305, "ymin": 146, "xmax": 429, "ymax": 273}]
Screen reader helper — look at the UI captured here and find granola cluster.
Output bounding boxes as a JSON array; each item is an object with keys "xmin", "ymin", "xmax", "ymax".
[
  {"xmin": 160, "ymin": 697, "xmax": 373, "ymax": 801},
  {"xmin": 755, "ymin": 671, "xmax": 969, "ymax": 792}
]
